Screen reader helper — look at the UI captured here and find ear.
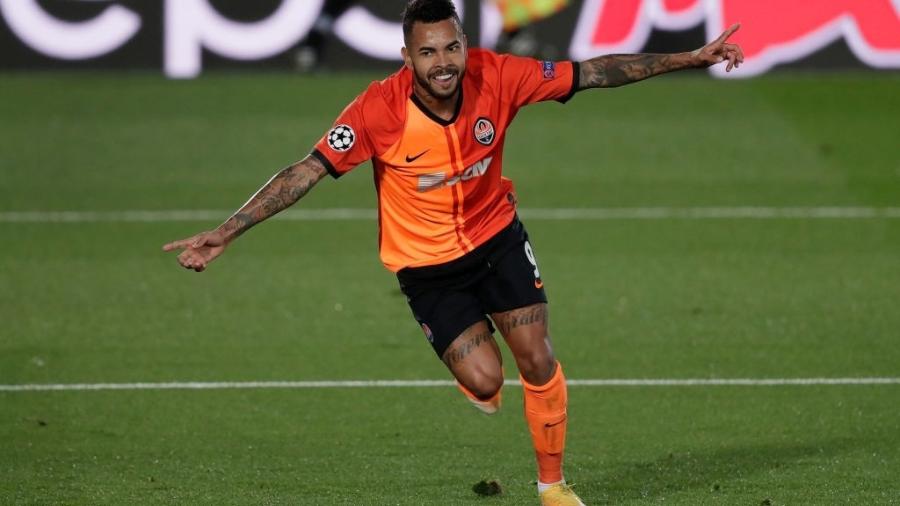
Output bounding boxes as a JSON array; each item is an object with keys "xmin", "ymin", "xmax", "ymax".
[{"xmin": 401, "ymin": 46, "xmax": 412, "ymax": 70}]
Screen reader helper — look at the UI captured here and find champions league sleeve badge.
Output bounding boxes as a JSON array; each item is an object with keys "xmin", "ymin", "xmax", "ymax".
[
  {"xmin": 542, "ymin": 61, "xmax": 556, "ymax": 79},
  {"xmin": 327, "ymin": 124, "xmax": 355, "ymax": 152},
  {"xmin": 473, "ymin": 117, "xmax": 495, "ymax": 146}
]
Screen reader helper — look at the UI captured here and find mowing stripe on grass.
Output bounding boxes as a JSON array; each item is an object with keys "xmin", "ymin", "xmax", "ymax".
[
  {"xmin": 2, "ymin": 378, "xmax": 899, "ymax": 392},
  {"xmin": 1, "ymin": 207, "xmax": 900, "ymax": 223}
]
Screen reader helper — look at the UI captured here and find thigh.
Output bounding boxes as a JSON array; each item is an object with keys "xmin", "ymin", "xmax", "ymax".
[
  {"xmin": 400, "ymin": 281, "xmax": 504, "ymax": 393},
  {"xmin": 441, "ymin": 320, "xmax": 503, "ymax": 388},
  {"xmin": 478, "ymin": 220, "xmax": 555, "ymax": 383},
  {"xmin": 491, "ymin": 303, "xmax": 556, "ymax": 385},
  {"xmin": 397, "ymin": 248, "xmax": 493, "ymax": 359},
  {"xmin": 402, "ymin": 287, "xmax": 492, "ymax": 359}
]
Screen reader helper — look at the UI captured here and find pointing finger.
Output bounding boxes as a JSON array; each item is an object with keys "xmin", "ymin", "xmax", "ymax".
[
  {"xmin": 714, "ymin": 23, "xmax": 741, "ymax": 44},
  {"xmin": 163, "ymin": 238, "xmax": 195, "ymax": 252}
]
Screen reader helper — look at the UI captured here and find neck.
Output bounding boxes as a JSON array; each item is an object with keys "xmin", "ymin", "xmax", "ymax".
[{"xmin": 412, "ymin": 84, "xmax": 460, "ymax": 122}]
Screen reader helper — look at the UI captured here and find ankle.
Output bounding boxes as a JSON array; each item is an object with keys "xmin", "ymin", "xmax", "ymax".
[{"xmin": 537, "ymin": 479, "xmax": 565, "ymax": 493}]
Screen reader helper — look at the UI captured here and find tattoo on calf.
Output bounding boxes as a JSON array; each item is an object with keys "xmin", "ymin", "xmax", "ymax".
[{"xmin": 444, "ymin": 330, "xmax": 493, "ymax": 366}]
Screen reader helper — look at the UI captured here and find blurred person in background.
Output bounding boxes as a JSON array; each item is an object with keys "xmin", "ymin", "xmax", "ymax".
[
  {"xmin": 295, "ymin": 0, "xmax": 357, "ymax": 72},
  {"xmin": 297, "ymin": 0, "xmax": 570, "ymax": 71},
  {"xmin": 493, "ymin": 0, "xmax": 569, "ymax": 58},
  {"xmin": 164, "ymin": 1, "xmax": 743, "ymax": 503}
]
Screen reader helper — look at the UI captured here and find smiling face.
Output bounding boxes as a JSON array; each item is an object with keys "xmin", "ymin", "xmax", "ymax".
[{"xmin": 402, "ymin": 18, "xmax": 467, "ymax": 103}]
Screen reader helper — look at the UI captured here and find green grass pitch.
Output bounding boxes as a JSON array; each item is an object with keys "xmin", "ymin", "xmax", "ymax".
[{"xmin": 1, "ymin": 71, "xmax": 899, "ymax": 504}]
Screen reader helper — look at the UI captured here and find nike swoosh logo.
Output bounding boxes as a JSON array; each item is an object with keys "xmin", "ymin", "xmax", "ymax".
[
  {"xmin": 544, "ymin": 419, "xmax": 565, "ymax": 428},
  {"xmin": 405, "ymin": 149, "xmax": 429, "ymax": 163}
]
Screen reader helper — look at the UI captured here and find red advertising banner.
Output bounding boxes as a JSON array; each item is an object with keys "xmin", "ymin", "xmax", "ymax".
[{"xmin": 572, "ymin": 0, "xmax": 900, "ymax": 76}]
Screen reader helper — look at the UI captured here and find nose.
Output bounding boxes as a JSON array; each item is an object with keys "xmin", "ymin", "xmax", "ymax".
[{"xmin": 434, "ymin": 50, "xmax": 450, "ymax": 67}]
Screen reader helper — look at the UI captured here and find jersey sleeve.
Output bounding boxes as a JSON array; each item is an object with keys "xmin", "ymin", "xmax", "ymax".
[
  {"xmin": 311, "ymin": 91, "xmax": 377, "ymax": 179},
  {"xmin": 499, "ymin": 54, "xmax": 580, "ymax": 108}
]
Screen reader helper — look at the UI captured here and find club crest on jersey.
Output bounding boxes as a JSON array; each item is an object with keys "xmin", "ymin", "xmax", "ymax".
[
  {"xmin": 327, "ymin": 124, "xmax": 355, "ymax": 152},
  {"xmin": 473, "ymin": 117, "xmax": 495, "ymax": 146}
]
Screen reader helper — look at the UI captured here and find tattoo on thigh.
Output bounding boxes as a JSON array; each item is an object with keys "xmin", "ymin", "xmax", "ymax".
[
  {"xmin": 444, "ymin": 330, "xmax": 493, "ymax": 366},
  {"xmin": 496, "ymin": 305, "xmax": 547, "ymax": 336}
]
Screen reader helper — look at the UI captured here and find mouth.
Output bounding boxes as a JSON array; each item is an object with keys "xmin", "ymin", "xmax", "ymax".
[{"xmin": 430, "ymin": 70, "xmax": 458, "ymax": 89}]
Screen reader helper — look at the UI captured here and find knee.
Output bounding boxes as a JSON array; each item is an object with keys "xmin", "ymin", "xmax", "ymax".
[
  {"xmin": 516, "ymin": 345, "xmax": 556, "ymax": 386},
  {"xmin": 464, "ymin": 370, "xmax": 504, "ymax": 400}
]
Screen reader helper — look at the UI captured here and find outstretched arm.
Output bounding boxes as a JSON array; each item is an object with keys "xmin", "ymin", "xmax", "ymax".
[
  {"xmin": 162, "ymin": 154, "xmax": 328, "ymax": 271},
  {"xmin": 216, "ymin": 154, "xmax": 328, "ymax": 241},
  {"xmin": 578, "ymin": 23, "xmax": 744, "ymax": 90}
]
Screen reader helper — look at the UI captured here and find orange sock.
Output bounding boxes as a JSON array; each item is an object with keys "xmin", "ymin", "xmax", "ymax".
[
  {"xmin": 456, "ymin": 381, "xmax": 502, "ymax": 414},
  {"xmin": 521, "ymin": 361, "xmax": 567, "ymax": 484}
]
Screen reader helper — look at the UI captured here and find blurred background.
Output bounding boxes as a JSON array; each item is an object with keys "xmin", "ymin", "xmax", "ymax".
[
  {"xmin": 2, "ymin": 0, "xmax": 899, "ymax": 76},
  {"xmin": 2, "ymin": 1, "xmax": 899, "ymax": 504}
]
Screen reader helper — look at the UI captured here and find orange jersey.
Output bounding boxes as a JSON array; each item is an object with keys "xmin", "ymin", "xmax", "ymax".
[{"xmin": 312, "ymin": 49, "xmax": 578, "ymax": 272}]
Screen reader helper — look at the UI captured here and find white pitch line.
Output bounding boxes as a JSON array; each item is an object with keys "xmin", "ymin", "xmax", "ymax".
[
  {"xmin": 1, "ymin": 207, "xmax": 900, "ymax": 223},
  {"xmin": 1, "ymin": 377, "xmax": 898, "ymax": 392}
]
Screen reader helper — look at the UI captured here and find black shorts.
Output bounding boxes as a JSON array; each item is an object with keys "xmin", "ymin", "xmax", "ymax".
[{"xmin": 397, "ymin": 217, "xmax": 547, "ymax": 358}]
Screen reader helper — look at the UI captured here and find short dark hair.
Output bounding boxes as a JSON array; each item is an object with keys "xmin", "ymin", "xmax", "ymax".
[{"xmin": 402, "ymin": 0, "xmax": 461, "ymax": 43}]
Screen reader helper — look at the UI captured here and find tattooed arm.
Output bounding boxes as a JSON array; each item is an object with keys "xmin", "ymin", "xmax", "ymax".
[
  {"xmin": 162, "ymin": 155, "xmax": 328, "ymax": 272},
  {"xmin": 217, "ymin": 155, "xmax": 328, "ymax": 242},
  {"xmin": 579, "ymin": 52, "xmax": 694, "ymax": 89},
  {"xmin": 578, "ymin": 23, "xmax": 744, "ymax": 90}
]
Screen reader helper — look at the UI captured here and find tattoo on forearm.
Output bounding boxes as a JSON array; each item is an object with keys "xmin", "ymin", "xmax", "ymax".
[
  {"xmin": 495, "ymin": 305, "xmax": 547, "ymax": 336},
  {"xmin": 230, "ymin": 213, "xmax": 254, "ymax": 230},
  {"xmin": 579, "ymin": 53, "xmax": 691, "ymax": 89},
  {"xmin": 444, "ymin": 330, "xmax": 493, "ymax": 366},
  {"xmin": 219, "ymin": 155, "xmax": 327, "ymax": 239}
]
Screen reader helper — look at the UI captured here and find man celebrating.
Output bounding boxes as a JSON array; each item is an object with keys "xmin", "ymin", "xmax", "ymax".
[{"xmin": 163, "ymin": 1, "xmax": 743, "ymax": 504}]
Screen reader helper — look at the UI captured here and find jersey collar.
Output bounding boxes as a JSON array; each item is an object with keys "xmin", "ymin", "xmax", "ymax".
[{"xmin": 410, "ymin": 87, "xmax": 464, "ymax": 127}]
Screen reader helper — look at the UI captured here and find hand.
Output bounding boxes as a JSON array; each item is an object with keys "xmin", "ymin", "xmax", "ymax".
[
  {"xmin": 162, "ymin": 230, "xmax": 229, "ymax": 272},
  {"xmin": 692, "ymin": 23, "xmax": 745, "ymax": 72}
]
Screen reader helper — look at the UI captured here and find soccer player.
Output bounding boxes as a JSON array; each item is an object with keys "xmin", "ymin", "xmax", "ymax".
[{"xmin": 163, "ymin": 1, "xmax": 743, "ymax": 504}]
